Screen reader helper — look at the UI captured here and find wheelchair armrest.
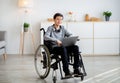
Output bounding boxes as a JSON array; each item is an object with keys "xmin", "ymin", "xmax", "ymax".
[{"xmin": 44, "ymin": 40, "xmax": 56, "ymax": 52}]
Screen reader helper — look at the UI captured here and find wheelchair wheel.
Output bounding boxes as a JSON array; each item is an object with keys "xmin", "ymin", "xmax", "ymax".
[{"xmin": 34, "ymin": 45, "xmax": 51, "ymax": 79}]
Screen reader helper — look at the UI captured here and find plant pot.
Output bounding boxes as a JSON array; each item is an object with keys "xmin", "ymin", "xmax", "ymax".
[
  {"xmin": 105, "ymin": 16, "xmax": 110, "ymax": 21},
  {"xmin": 24, "ymin": 28, "xmax": 28, "ymax": 32}
]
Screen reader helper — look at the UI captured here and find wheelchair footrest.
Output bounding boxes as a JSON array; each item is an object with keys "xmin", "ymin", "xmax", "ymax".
[{"xmin": 61, "ymin": 76, "xmax": 73, "ymax": 79}]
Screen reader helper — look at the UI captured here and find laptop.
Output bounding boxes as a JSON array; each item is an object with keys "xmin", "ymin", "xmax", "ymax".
[{"xmin": 61, "ymin": 36, "xmax": 79, "ymax": 47}]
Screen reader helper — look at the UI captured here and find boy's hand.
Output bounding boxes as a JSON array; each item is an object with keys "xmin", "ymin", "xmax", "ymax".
[{"xmin": 56, "ymin": 40, "xmax": 62, "ymax": 46}]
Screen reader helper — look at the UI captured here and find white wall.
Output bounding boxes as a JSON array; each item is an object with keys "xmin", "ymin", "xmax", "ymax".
[
  {"xmin": 0, "ymin": 0, "xmax": 120, "ymax": 54},
  {"xmin": 35, "ymin": 0, "xmax": 120, "ymax": 21}
]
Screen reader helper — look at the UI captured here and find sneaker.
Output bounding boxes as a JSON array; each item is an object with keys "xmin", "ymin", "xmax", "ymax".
[{"xmin": 74, "ymin": 69, "xmax": 83, "ymax": 77}]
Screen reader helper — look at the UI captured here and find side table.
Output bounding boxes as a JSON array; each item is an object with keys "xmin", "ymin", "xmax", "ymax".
[{"xmin": 19, "ymin": 31, "xmax": 35, "ymax": 55}]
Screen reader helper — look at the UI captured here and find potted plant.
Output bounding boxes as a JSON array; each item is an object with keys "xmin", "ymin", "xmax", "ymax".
[
  {"xmin": 23, "ymin": 22, "xmax": 30, "ymax": 32},
  {"xmin": 103, "ymin": 11, "xmax": 112, "ymax": 21}
]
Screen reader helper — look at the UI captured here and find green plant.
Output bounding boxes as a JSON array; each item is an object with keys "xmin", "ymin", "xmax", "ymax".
[
  {"xmin": 103, "ymin": 11, "xmax": 112, "ymax": 17},
  {"xmin": 24, "ymin": 22, "xmax": 30, "ymax": 28}
]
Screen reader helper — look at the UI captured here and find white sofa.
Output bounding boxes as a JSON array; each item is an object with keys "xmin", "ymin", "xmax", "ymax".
[{"xmin": 0, "ymin": 31, "xmax": 7, "ymax": 59}]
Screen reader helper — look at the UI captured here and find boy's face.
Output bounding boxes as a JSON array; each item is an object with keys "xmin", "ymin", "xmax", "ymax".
[{"xmin": 54, "ymin": 16, "xmax": 63, "ymax": 26}]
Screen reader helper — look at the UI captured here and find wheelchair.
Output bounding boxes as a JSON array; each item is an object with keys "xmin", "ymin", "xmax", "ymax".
[{"xmin": 34, "ymin": 28, "xmax": 87, "ymax": 83}]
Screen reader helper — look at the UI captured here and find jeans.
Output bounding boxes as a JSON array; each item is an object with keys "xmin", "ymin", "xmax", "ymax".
[{"xmin": 52, "ymin": 45, "xmax": 80, "ymax": 74}]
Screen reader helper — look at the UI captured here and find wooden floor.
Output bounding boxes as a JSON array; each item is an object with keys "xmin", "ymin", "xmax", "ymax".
[{"xmin": 0, "ymin": 55, "xmax": 120, "ymax": 83}]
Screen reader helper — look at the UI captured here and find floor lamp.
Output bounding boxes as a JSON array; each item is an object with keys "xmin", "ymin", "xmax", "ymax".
[{"xmin": 18, "ymin": 0, "xmax": 35, "ymax": 55}]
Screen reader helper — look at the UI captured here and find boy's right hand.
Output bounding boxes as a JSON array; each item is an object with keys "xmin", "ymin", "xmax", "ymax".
[{"xmin": 56, "ymin": 40, "xmax": 62, "ymax": 46}]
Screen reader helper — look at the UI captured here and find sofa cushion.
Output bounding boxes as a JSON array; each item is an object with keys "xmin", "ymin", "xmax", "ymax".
[{"xmin": 0, "ymin": 41, "xmax": 6, "ymax": 48}]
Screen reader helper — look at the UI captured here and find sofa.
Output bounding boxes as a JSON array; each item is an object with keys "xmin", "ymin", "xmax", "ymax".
[{"xmin": 0, "ymin": 31, "xmax": 7, "ymax": 59}]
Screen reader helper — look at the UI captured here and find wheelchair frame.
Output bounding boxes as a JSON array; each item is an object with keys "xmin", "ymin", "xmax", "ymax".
[{"xmin": 34, "ymin": 28, "xmax": 87, "ymax": 83}]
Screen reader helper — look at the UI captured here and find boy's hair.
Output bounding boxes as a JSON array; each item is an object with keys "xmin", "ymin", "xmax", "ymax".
[{"xmin": 53, "ymin": 13, "xmax": 64, "ymax": 19}]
